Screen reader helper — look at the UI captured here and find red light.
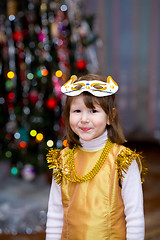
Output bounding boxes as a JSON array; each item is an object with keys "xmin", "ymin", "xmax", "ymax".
[
  {"xmin": 8, "ymin": 92, "xmax": 15, "ymax": 100},
  {"xmin": 76, "ymin": 60, "xmax": 86, "ymax": 70},
  {"xmin": 19, "ymin": 141, "xmax": 27, "ymax": 148},
  {"xmin": 41, "ymin": 69, "xmax": 48, "ymax": 76},
  {"xmin": 46, "ymin": 98, "xmax": 56, "ymax": 110}
]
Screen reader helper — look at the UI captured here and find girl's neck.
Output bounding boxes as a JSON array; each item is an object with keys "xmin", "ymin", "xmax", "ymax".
[{"xmin": 80, "ymin": 129, "xmax": 108, "ymax": 150}]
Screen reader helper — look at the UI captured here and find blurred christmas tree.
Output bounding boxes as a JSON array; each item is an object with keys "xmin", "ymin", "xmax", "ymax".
[{"xmin": 0, "ymin": 0, "xmax": 98, "ymax": 179}]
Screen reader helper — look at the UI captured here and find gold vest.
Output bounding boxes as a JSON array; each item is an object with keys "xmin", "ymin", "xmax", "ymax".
[{"xmin": 61, "ymin": 143, "xmax": 127, "ymax": 240}]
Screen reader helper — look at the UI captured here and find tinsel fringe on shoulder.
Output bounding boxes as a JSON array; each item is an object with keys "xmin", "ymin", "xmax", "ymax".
[
  {"xmin": 46, "ymin": 148, "xmax": 62, "ymax": 185},
  {"xmin": 115, "ymin": 147, "xmax": 147, "ymax": 185}
]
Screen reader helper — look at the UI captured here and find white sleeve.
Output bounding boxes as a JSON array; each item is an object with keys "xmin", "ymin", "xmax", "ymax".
[
  {"xmin": 121, "ymin": 160, "xmax": 145, "ymax": 240},
  {"xmin": 46, "ymin": 178, "xmax": 63, "ymax": 240}
]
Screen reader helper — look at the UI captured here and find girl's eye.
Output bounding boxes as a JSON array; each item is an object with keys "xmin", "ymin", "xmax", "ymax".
[
  {"xmin": 74, "ymin": 109, "xmax": 81, "ymax": 113},
  {"xmin": 91, "ymin": 109, "xmax": 98, "ymax": 113}
]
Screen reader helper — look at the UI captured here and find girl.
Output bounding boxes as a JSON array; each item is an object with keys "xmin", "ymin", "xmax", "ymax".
[{"xmin": 46, "ymin": 74, "xmax": 145, "ymax": 240}]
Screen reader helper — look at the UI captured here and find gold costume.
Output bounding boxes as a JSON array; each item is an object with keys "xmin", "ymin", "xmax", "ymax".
[{"xmin": 47, "ymin": 142, "xmax": 145, "ymax": 240}]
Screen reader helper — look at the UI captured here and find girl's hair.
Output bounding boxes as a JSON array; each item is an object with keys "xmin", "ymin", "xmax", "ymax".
[{"xmin": 63, "ymin": 74, "xmax": 125, "ymax": 148}]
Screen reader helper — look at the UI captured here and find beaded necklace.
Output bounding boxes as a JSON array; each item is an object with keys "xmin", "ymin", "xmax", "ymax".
[{"xmin": 62, "ymin": 138, "xmax": 113, "ymax": 183}]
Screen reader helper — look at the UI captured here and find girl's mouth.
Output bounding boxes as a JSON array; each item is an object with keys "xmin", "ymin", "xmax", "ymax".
[{"xmin": 80, "ymin": 127, "xmax": 91, "ymax": 132}]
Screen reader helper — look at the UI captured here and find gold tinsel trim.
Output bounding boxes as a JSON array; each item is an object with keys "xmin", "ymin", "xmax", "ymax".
[
  {"xmin": 46, "ymin": 148, "xmax": 62, "ymax": 185},
  {"xmin": 116, "ymin": 147, "xmax": 147, "ymax": 186}
]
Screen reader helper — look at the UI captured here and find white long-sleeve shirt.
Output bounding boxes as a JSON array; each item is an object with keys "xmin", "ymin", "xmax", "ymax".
[{"xmin": 46, "ymin": 131, "xmax": 145, "ymax": 240}]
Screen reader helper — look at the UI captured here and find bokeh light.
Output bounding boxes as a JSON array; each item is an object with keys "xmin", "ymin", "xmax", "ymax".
[
  {"xmin": 55, "ymin": 70, "xmax": 62, "ymax": 78},
  {"xmin": 30, "ymin": 129, "xmax": 37, "ymax": 137},
  {"xmin": 36, "ymin": 133, "xmax": 43, "ymax": 141},
  {"xmin": 14, "ymin": 132, "xmax": 21, "ymax": 139},
  {"xmin": 11, "ymin": 167, "xmax": 18, "ymax": 175},
  {"xmin": 47, "ymin": 140, "xmax": 54, "ymax": 147},
  {"xmin": 7, "ymin": 71, "xmax": 15, "ymax": 79},
  {"xmin": 27, "ymin": 73, "xmax": 34, "ymax": 80},
  {"xmin": 41, "ymin": 69, "xmax": 48, "ymax": 76},
  {"xmin": 8, "ymin": 92, "xmax": 15, "ymax": 100},
  {"xmin": 19, "ymin": 141, "xmax": 28, "ymax": 148},
  {"xmin": 5, "ymin": 151, "xmax": 12, "ymax": 158}
]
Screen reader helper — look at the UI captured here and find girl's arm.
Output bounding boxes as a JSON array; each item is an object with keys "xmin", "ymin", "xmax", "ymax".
[
  {"xmin": 46, "ymin": 178, "xmax": 63, "ymax": 240},
  {"xmin": 121, "ymin": 160, "xmax": 145, "ymax": 240}
]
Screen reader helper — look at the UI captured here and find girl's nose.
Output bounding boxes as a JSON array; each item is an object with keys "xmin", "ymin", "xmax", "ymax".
[{"xmin": 81, "ymin": 112, "xmax": 89, "ymax": 123}]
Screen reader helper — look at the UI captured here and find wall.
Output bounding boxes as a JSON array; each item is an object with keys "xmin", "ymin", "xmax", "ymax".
[{"xmin": 86, "ymin": 0, "xmax": 160, "ymax": 142}]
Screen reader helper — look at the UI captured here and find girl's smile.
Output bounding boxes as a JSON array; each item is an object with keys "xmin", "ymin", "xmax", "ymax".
[
  {"xmin": 79, "ymin": 127, "xmax": 92, "ymax": 132},
  {"xmin": 69, "ymin": 95, "xmax": 110, "ymax": 141}
]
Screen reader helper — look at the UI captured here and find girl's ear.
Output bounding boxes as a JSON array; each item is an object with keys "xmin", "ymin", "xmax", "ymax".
[{"xmin": 106, "ymin": 116, "xmax": 110, "ymax": 125}]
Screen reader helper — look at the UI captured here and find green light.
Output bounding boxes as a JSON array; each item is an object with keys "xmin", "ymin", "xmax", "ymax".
[
  {"xmin": 5, "ymin": 80, "xmax": 13, "ymax": 89},
  {"xmin": 5, "ymin": 151, "xmax": 12, "ymax": 158},
  {"xmin": 37, "ymin": 70, "xmax": 43, "ymax": 77},
  {"xmin": 11, "ymin": 167, "xmax": 18, "ymax": 175},
  {"xmin": 27, "ymin": 73, "xmax": 34, "ymax": 80}
]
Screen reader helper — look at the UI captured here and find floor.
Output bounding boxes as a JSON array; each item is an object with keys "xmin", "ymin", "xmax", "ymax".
[
  {"xmin": 140, "ymin": 142, "xmax": 160, "ymax": 239},
  {"xmin": 0, "ymin": 141, "xmax": 160, "ymax": 240}
]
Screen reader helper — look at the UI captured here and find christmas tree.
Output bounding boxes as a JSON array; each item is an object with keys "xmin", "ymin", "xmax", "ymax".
[{"xmin": 0, "ymin": 0, "xmax": 98, "ymax": 179}]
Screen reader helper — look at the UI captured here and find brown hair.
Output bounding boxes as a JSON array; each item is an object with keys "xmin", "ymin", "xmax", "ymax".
[{"xmin": 63, "ymin": 74, "xmax": 125, "ymax": 148}]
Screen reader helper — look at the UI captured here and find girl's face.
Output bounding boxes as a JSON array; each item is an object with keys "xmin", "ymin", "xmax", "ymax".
[{"xmin": 69, "ymin": 95, "xmax": 110, "ymax": 141}]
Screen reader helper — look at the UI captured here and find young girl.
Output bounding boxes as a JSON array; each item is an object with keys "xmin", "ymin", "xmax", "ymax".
[{"xmin": 46, "ymin": 74, "xmax": 145, "ymax": 240}]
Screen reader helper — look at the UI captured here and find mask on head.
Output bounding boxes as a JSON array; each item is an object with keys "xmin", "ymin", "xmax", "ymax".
[{"xmin": 61, "ymin": 75, "xmax": 118, "ymax": 97}]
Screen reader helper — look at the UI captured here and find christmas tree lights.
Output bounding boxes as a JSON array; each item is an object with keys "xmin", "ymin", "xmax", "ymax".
[{"xmin": 0, "ymin": 0, "xmax": 98, "ymax": 178}]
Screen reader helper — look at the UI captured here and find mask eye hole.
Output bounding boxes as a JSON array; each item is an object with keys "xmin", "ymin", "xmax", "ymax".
[
  {"xmin": 93, "ymin": 85, "xmax": 104, "ymax": 90},
  {"xmin": 74, "ymin": 84, "xmax": 83, "ymax": 90}
]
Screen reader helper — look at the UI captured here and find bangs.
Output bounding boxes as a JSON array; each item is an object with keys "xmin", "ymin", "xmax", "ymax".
[
  {"xmin": 82, "ymin": 92, "xmax": 102, "ymax": 109},
  {"xmin": 82, "ymin": 92, "xmax": 110, "ymax": 117}
]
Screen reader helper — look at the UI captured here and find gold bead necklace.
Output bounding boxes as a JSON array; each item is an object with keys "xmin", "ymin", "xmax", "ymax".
[{"xmin": 62, "ymin": 138, "xmax": 113, "ymax": 183}]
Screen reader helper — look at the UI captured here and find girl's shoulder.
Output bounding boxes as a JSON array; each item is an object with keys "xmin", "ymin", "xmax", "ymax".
[{"xmin": 114, "ymin": 144, "xmax": 147, "ymax": 185}]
